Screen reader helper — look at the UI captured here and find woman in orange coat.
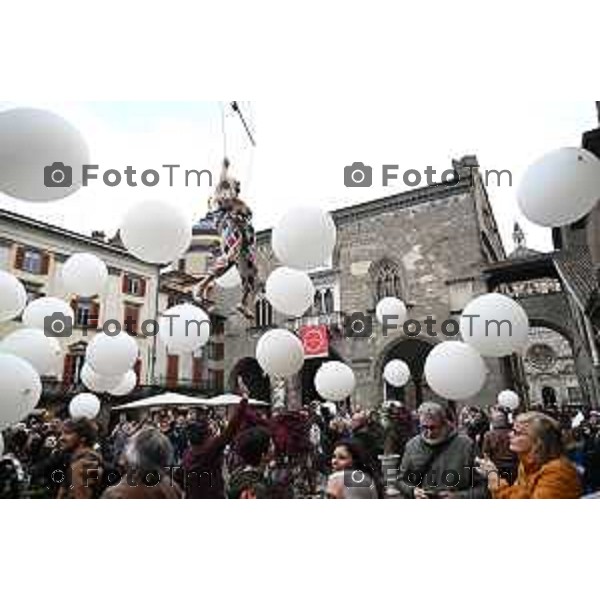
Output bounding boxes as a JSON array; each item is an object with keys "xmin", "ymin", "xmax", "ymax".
[{"xmin": 476, "ymin": 412, "xmax": 582, "ymax": 499}]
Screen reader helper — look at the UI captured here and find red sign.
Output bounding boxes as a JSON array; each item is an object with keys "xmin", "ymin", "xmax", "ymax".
[{"xmin": 300, "ymin": 325, "xmax": 329, "ymax": 358}]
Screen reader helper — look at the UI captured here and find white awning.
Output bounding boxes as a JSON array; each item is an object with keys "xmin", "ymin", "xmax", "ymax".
[{"xmin": 113, "ymin": 392, "xmax": 269, "ymax": 410}]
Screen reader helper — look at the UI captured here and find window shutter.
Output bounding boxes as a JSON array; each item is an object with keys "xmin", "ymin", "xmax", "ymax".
[
  {"xmin": 70, "ymin": 298, "xmax": 78, "ymax": 316},
  {"xmin": 215, "ymin": 370, "xmax": 224, "ymax": 393},
  {"xmin": 134, "ymin": 358, "xmax": 142, "ymax": 383},
  {"xmin": 89, "ymin": 302, "xmax": 100, "ymax": 329},
  {"xmin": 192, "ymin": 357, "xmax": 203, "ymax": 386},
  {"xmin": 63, "ymin": 355, "xmax": 74, "ymax": 388},
  {"xmin": 124, "ymin": 305, "xmax": 140, "ymax": 335},
  {"xmin": 139, "ymin": 278, "xmax": 147, "ymax": 297},
  {"xmin": 41, "ymin": 252, "xmax": 50, "ymax": 275},
  {"xmin": 122, "ymin": 274, "xmax": 129, "ymax": 294},
  {"xmin": 166, "ymin": 355, "xmax": 179, "ymax": 389},
  {"xmin": 14, "ymin": 246, "xmax": 24, "ymax": 270}
]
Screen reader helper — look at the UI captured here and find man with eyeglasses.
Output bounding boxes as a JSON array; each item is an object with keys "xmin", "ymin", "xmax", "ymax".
[{"xmin": 397, "ymin": 402, "xmax": 488, "ymax": 499}]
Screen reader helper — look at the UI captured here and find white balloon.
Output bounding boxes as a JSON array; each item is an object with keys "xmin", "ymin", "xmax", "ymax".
[
  {"xmin": 323, "ymin": 401, "xmax": 338, "ymax": 415},
  {"xmin": 22, "ymin": 297, "xmax": 74, "ymax": 333},
  {"xmin": 518, "ymin": 148, "xmax": 600, "ymax": 227},
  {"xmin": 376, "ymin": 297, "xmax": 408, "ymax": 327},
  {"xmin": 61, "ymin": 253, "xmax": 108, "ymax": 297},
  {"xmin": 159, "ymin": 303, "xmax": 210, "ymax": 353},
  {"xmin": 108, "ymin": 370, "xmax": 137, "ymax": 397},
  {"xmin": 0, "ymin": 107, "xmax": 89, "ymax": 202},
  {"xmin": 216, "ymin": 266, "xmax": 241, "ymax": 289},
  {"xmin": 0, "ymin": 328, "xmax": 62, "ymax": 375},
  {"xmin": 266, "ymin": 267, "xmax": 315, "ymax": 317},
  {"xmin": 80, "ymin": 363, "xmax": 123, "ymax": 393},
  {"xmin": 460, "ymin": 293, "xmax": 529, "ymax": 357},
  {"xmin": 0, "ymin": 354, "xmax": 42, "ymax": 429},
  {"xmin": 424, "ymin": 342, "xmax": 487, "ymax": 402},
  {"xmin": 120, "ymin": 200, "xmax": 192, "ymax": 264},
  {"xmin": 498, "ymin": 390, "xmax": 520, "ymax": 411},
  {"xmin": 383, "ymin": 360, "xmax": 411, "ymax": 388},
  {"xmin": 69, "ymin": 393, "xmax": 101, "ymax": 420},
  {"xmin": 86, "ymin": 332, "xmax": 138, "ymax": 377},
  {"xmin": 0, "ymin": 270, "xmax": 27, "ymax": 322},
  {"xmin": 256, "ymin": 329, "xmax": 304, "ymax": 377},
  {"xmin": 315, "ymin": 361, "xmax": 356, "ymax": 402},
  {"xmin": 272, "ymin": 207, "xmax": 337, "ymax": 270}
]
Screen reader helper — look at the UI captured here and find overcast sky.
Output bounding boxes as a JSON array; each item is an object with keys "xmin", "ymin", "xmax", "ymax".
[{"xmin": 0, "ymin": 100, "xmax": 597, "ymax": 253}]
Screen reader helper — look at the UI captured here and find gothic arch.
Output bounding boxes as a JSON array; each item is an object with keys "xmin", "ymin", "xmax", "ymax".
[
  {"xmin": 253, "ymin": 284, "xmax": 274, "ymax": 329},
  {"xmin": 375, "ymin": 336, "xmax": 438, "ymax": 409},
  {"xmin": 369, "ymin": 257, "xmax": 406, "ymax": 304}
]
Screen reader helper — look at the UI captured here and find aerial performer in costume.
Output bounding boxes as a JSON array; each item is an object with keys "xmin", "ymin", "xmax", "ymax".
[{"xmin": 194, "ymin": 157, "xmax": 257, "ymax": 320}]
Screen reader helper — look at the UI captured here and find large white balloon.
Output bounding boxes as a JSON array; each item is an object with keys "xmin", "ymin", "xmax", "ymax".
[
  {"xmin": 0, "ymin": 270, "xmax": 27, "ymax": 322},
  {"xmin": 216, "ymin": 266, "xmax": 241, "ymax": 289},
  {"xmin": 424, "ymin": 342, "xmax": 487, "ymax": 402},
  {"xmin": 0, "ymin": 107, "xmax": 89, "ymax": 202},
  {"xmin": 159, "ymin": 303, "xmax": 211, "ymax": 353},
  {"xmin": 108, "ymin": 370, "xmax": 137, "ymax": 397},
  {"xmin": 86, "ymin": 332, "xmax": 138, "ymax": 377},
  {"xmin": 315, "ymin": 361, "xmax": 356, "ymax": 402},
  {"xmin": 0, "ymin": 328, "xmax": 62, "ymax": 375},
  {"xmin": 0, "ymin": 354, "xmax": 42, "ymax": 429},
  {"xmin": 61, "ymin": 253, "xmax": 108, "ymax": 297},
  {"xmin": 383, "ymin": 360, "xmax": 411, "ymax": 388},
  {"xmin": 69, "ymin": 393, "xmax": 101, "ymax": 420},
  {"xmin": 266, "ymin": 267, "xmax": 315, "ymax": 317},
  {"xmin": 256, "ymin": 329, "xmax": 304, "ymax": 377},
  {"xmin": 518, "ymin": 148, "xmax": 600, "ymax": 227},
  {"xmin": 22, "ymin": 297, "xmax": 75, "ymax": 334},
  {"xmin": 80, "ymin": 363, "xmax": 123, "ymax": 393},
  {"xmin": 272, "ymin": 207, "xmax": 337, "ymax": 270},
  {"xmin": 498, "ymin": 390, "xmax": 520, "ymax": 411},
  {"xmin": 376, "ymin": 297, "xmax": 408, "ymax": 327},
  {"xmin": 120, "ymin": 200, "xmax": 192, "ymax": 264},
  {"xmin": 460, "ymin": 293, "xmax": 529, "ymax": 358}
]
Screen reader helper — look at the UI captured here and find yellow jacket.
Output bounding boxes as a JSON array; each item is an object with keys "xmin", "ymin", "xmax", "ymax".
[{"xmin": 493, "ymin": 456, "xmax": 582, "ymax": 499}]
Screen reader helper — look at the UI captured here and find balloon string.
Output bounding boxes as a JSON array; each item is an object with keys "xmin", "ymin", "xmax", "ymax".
[{"xmin": 220, "ymin": 101, "xmax": 227, "ymax": 159}]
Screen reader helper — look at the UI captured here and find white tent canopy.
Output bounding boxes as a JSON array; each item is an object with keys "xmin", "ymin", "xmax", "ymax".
[{"xmin": 113, "ymin": 392, "xmax": 269, "ymax": 411}]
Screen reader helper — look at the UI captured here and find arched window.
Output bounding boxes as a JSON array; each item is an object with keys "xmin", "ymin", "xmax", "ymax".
[
  {"xmin": 313, "ymin": 290, "xmax": 322, "ymax": 315},
  {"xmin": 371, "ymin": 259, "xmax": 403, "ymax": 302},
  {"xmin": 312, "ymin": 287, "xmax": 336, "ymax": 315},
  {"xmin": 254, "ymin": 295, "xmax": 273, "ymax": 329},
  {"xmin": 323, "ymin": 289, "xmax": 334, "ymax": 314}
]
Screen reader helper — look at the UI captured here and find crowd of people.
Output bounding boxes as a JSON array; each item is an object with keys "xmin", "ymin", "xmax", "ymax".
[{"xmin": 2, "ymin": 388, "xmax": 600, "ymax": 499}]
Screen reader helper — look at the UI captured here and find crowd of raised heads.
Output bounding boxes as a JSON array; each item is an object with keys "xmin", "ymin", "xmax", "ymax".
[{"xmin": 1, "ymin": 396, "xmax": 600, "ymax": 499}]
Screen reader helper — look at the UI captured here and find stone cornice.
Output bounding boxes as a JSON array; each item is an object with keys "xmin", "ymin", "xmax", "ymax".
[
  {"xmin": 256, "ymin": 179, "xmax": 473, "ymax": 246},
  {"xmin": 0, "ymin": 208, "xmax": 157, "ymax": 267}
]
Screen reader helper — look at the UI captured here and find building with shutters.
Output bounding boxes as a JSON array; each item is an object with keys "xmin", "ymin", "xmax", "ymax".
[{"xmin": 0, "ymin": 207, "xmax": 225, "ymax": 408}]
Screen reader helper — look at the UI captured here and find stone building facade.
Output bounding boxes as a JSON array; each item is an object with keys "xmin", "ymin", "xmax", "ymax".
[
  {"xmin": 215, "ymin": 156, "xmax": 510, "ymax": 409},
  {"xmin": 523, "ymin": 326, "xmax": 580, "ymax": 408}
]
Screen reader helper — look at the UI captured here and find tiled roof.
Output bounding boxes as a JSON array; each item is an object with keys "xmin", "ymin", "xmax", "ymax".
[{"xmin": 554, "ymin": 246, "xmax": 597, "ymax": 309}]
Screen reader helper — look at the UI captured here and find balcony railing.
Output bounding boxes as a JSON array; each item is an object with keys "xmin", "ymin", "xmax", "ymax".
[
  {"xmin": 288, "ymin": 311, "xmax": 345, "ymax": 331},
  {"xmin": 155, "ymin": 378, "xmax": 223, "ymax": 395},
  {"xmin": 38, "ymin": 377, "xmax": 222, "ymax": 402}
]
